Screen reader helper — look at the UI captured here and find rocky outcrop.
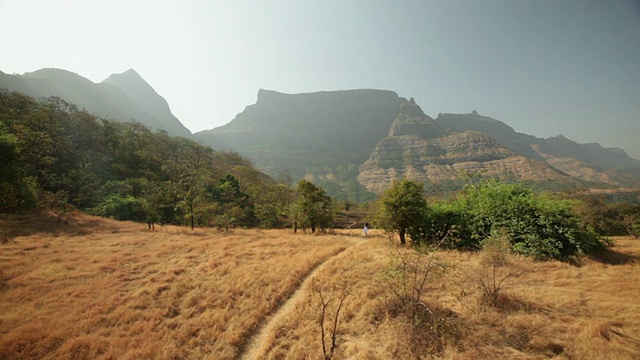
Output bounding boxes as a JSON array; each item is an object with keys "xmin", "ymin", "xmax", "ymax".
[
  {"xmin": 193, "ymin": 90, "xmax": 639, "ymax": 197},
  {"xmin": 435, "ymin": 111, "xmax": 640, "ymax": 186},
  {"xmin": 359, "ymin": 101, "xmax": 574, "ymax": 194}
]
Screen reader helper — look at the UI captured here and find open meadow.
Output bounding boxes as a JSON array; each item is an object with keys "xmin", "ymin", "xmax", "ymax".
[{"xmin": 1, "ymin": 212, "xmax": 639, "ymax": 359}]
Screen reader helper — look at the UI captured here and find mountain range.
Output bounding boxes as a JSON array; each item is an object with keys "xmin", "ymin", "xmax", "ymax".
[
  {"xmin": 0, "ymin": 68, "xmax": 190, "ymax": 136},
  {"xmin": 195, "ymin": 89, "xmax": 640, "ymax": 199},
  {"xmin": 2, "ymin": 68, "xmax": 639, "ymax": 200}
]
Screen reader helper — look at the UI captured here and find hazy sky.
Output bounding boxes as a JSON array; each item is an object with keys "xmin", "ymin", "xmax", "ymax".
[{"xmin": 1, "ymin": 0, "xmax": 639, "ymax": 158}]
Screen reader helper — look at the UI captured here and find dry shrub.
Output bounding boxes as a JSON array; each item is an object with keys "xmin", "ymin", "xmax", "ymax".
[
  {"xmin": 477, "ymin": 228, "xmax": 517, "ymax": 307},
  {"xmin": 378, "ymin": 245, "xmax": 459, "ymax": 356},
  {"xmin": 309, "ymin": 278, "xmax": 350, "ymax": 360}
]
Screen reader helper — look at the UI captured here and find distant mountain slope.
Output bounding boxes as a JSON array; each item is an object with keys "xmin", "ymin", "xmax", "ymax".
[
  {"xmin": 196, "ymin": 89, "xmax": 640, "ymax": 198},
  {"xmin": 195, "ymin": 89, "xmax": 407, "ymax": 178},
  {"xmin": 359, "ymin": 101, "xmax": 574, "ymax": 193},
  {"xmin": 0, "ymin": 68, "xmax": 190, "ymax": 136},
  {"xmin": 435, "ymin": 112, "xmax": 640, "ymax": 186}
]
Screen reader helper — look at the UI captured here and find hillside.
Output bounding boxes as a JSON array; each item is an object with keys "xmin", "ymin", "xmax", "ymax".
[
  {"xmin": 197, "ymin": 90, "xmax": 640, "ymax": 198},
  {"xmin": 0, "ymin": 90, "xmax": 284, "ymax": 229},
  {"xmin": 1, "ymin": 212, "xmax": 639, "ymax": 359},
  {"xmin": 196, "ymin": 89, "xmax": 406, "ymax": 177},
  {"xmin": 435, "ymin": 112, "xmax": 640, "ymax": 186},
  {"xmin": 359, "ymin": 101, "xmax": 574, "ymax": 193},
  {"xmin": 0, "ymin": 68, "xmax": 190, "ymax": 136}
]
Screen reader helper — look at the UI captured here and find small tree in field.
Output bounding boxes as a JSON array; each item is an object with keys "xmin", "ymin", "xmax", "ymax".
[
  {"xmin": 293, "ymin": 180, "xmax": 334, "ymax": 233},
  {"xmin": 377, "ymin": 179, "xmax": 428, "ymax": 245}
]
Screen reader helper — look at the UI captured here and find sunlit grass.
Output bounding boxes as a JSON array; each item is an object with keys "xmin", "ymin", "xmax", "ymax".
[
  {"xmin": 1, "ymin": 212, "xmax": 639, "ymax": 359},
  {"xmin": 0, "ymin": 212, "xmax": 347, "ymax": 359}
]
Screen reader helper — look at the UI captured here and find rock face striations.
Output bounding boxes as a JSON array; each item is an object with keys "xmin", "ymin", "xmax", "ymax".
[
  {"xmin": 435, "ymin": 112, "xmax": 640, "ymax": 186},
  {"xmin": 358, "ymin": 102, "xmax": 572, "ymax": 193},
  {"xmin": 197, "ymin": 90, "xmax": 640, "ymax": 197},
  {"xmin": 4, "ymin": 67, "xmax": 638, "ymax": 198},
  {"xmin": 0, "ymin": 68, "xmax": 190, "ymax": 136}
]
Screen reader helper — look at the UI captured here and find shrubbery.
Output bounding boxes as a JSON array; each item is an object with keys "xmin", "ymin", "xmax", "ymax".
[{"xmin": 378, "ymin": 179, "xmax": 608, "ymax": 261}]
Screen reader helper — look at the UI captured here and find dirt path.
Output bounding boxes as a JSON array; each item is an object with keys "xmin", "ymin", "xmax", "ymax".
[{"xmin": 237, "ymin": 237, "xmax": 361, "ymax": 359}]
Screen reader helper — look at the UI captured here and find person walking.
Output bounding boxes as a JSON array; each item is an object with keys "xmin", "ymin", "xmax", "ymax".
[{"xmin": 363, "ymin": 223, "xmax": 369, "ymax": 237}]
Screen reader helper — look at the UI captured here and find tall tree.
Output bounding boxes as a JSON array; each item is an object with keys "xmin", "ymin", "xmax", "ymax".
[
  {"xmin": 163, "ymin": 140, "xmax": 216, "ymax": 230},
  {"xmin": 293, "ymin": 179, "xmax": 334, "ymax": 233},
  {"xmin": 378, "ymin": 179, "xmax": 428, "ymax": 245}
]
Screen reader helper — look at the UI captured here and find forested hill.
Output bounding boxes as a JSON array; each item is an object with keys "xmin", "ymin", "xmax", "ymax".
[
  {"xmin": 0, "ymin": 90, "xmax": 291, "ymax": 229},
  {"xmin": 0, "ymin": 68, "xmax": 191, "ymax": 136}
]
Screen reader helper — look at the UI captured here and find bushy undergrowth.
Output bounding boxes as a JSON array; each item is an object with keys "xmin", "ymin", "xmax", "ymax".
[{"xmin": 409, "ymin": 180, "xmax": 607, "ymax": 260}]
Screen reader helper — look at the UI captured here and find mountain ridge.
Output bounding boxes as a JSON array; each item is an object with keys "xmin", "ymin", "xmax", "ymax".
[
  {"xmin": 0, "ymin": 68, "xmax": 190, "ymax": 136},
  {"xmin": 197, "ymin": 89, "xmax": 640, "ymax": 198},
  {"xmin": 2, "ymin": 68, "xmax": 638, "ymax": 198}
]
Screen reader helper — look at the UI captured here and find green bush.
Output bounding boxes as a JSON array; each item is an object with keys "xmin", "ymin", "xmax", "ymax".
[
  {"xmin": 93, "ymin": 195, "xmax": 145, "ymax": 222},
  {"xmin": 425, "ymin": 180, "xmax": 606, "ymax": 260}
]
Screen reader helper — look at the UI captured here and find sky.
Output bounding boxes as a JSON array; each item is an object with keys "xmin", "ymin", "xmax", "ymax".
[{"xmin": 1, "ymin": 0, "xmax": 639, "ymax": 158}]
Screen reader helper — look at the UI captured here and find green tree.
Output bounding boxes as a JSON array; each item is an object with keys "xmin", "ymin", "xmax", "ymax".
[
  {"xmin": 293, "ymin": 179, "xmax": 334, "ymax": 233},
  {"xmin": 163, "ymin": 140, "xmax": 216, "ymax": 230},
  {"xmin": 377, "ymin": 179, "xmax": 428, "ymax": 245},
  {"xmin": 207, "ymin": 174, "xmax": 254, "ymax": 230},
  {"xmin": 427, "ymin": 180, "xmax": 606, "ymax": 260}
]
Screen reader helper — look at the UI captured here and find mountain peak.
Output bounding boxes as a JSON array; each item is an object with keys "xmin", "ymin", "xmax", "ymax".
[
  {"xmin": 400, "ymin": 98, "xmax": 425, "ymax": 116},
  {"xmin": 0, "ymin": 67, "xmax": 190, "ymax": 136},
  {"xmin": 103, "ymin": 68, "xmax": 146, "ymax": 85},
  {"xmin": 123, "ymin": 68, "xmax": 139, "ymax": 76}
]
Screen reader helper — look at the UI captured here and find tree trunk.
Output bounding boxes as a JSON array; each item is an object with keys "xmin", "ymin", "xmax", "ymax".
[
  {"xmin": 190, "ymin": 203, "xmax": 194, "ymax": 230},
  {"xmin": 399, "ymin": 228, "xmax": 406, "ymax": 245}
]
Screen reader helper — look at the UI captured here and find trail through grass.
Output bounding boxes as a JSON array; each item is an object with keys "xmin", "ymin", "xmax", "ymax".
[{"xmin": 1, "ymin": 212, "xmax": 639, "ymax": 359}]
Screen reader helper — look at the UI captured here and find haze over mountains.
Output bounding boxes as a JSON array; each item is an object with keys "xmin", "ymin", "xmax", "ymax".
[
  {"xmin": 2, "ymin": 68, "xmax": 640, "ymax": 199},
  {"xmin": 196, "ymin": 88, "xmax": 640, "ymax": 198},
  {"xmin": 0, "ymin": 68, "xmax": 190, "ymax": 136}
]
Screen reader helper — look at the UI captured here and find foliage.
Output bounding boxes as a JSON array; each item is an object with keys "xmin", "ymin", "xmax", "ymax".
[
  {"xmin": 378, "ymin": 244, "xmax": 457, "ymax": 353},
  {"xmin": 292, "ymin": 180, "xmax": 334, "ymax": 233},
  {"xmin": 251, "ymin": 183, "xmax": 293, "ymax": 229},
  {"xmin": 622, "ymin": 208, "xmax": 640, "ymax": 239},
  {"xmin": 380, "ymin": 245, "xmax": 446, "ymax": 326},
  {"xmin": 376, "ymin": 179, "xmax": 428, "ymax": 245},
  {"xmin": 0, "ymin": 90, "xmax": 286, "ymax": 229},
  {"xmin": 425, "ymin": 180, "xmax": 606, "ymax": 260},
  {"xmin": 206, "ymin": 174, "xmax": 254, "ymax": 230}
]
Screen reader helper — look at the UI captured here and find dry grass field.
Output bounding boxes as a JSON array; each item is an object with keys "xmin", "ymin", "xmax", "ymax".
[{"xmin": 1, "ymin": 212, "xmax": 639, "ymax": 359}]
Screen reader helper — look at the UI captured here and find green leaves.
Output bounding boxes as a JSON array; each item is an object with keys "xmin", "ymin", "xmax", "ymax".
[
  {"xmin": 429, "ymin": 180, "xmax": 606, "ymax": 260},
  {"xmin": 293, "ymin": 180, "xmax": 334, "ymax": 233},
  {"xmin": 0, "ymin": 90, "xmax": 281, "ymax": 229},
  {"xmin": 377, "ymin": 179, "xmax": 428, "ymax": 245}
]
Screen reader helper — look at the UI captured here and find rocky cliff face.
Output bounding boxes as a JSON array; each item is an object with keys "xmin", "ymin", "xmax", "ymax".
[
  {"xmin": 435, "ymin": 112, "xmax": 640, "ymax": 187},
  {"xmin": 359, "ymin": 103, "xmax": 572, "ymax": 193},
  {"xmin": 0, "ymin": 68, "xmax": 190, "ymax": 136},
  {"xmin": 196, "ymin": 89, "xmax": 407, "ymax": 178},
  {"xmin": 194, "ymin": 90, "xmax": 639, "ymax": 198}
]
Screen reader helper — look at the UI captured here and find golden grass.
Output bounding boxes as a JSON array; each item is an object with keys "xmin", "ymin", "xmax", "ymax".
[
  {"xmin": 1, "ymin": 213, "xmax": 640, "ymax": 359},
  {"xmin": 251, "ymin": 236, "xmax": 640, "ymax": 359},
  {"xmin": 0, "ymin": 212, "xmax": 348, "ymax": 359}
]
